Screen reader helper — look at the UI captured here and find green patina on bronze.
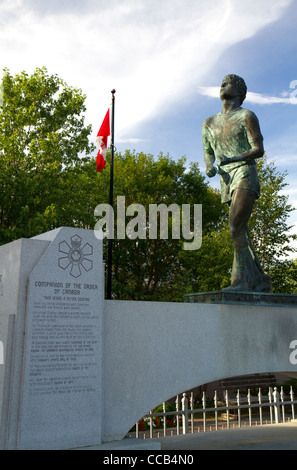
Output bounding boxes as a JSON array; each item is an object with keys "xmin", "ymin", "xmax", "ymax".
[{"xmin": 202, "ymin": 74, "xmax": 272, "ymax": 292}]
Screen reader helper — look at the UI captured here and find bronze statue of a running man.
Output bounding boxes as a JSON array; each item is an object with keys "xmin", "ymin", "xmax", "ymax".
[{"xmin": 202, "ymin": 74, "xmax": 271, "ymax": 292}]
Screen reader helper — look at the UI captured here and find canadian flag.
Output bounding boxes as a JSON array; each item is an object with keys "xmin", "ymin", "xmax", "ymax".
[{"xmin": 96, "ymin": 109, "xmax": 110, "ymax": 172}]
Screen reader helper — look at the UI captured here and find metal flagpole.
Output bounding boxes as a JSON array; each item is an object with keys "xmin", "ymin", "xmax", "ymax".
[{"xmin": 107, "ymin": 89, "xmax": 116, "ymax": 299}]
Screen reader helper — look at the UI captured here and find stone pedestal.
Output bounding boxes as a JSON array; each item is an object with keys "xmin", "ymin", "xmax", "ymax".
[
  {"xmin": 185, "ymin": 290, "xmax": 297, "ymax": 307},
  {"xmin": 0, "ymin": 227, "xmax": 104, "ymax": 450}
]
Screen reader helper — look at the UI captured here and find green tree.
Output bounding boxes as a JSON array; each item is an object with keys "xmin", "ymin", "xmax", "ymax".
[
  {"xmin": 180, "ymin": 221, "xmax": 233, "ymax": 293},
  {"xmin": 91, "ymin": 150, "xmax": 225, "ymax": 300},
  {"xmin": 0, "ymin": 67, "xmax": 94, "ymax": 244},
  {"xmin": 248, "ymin": 155, "xmax": 296, "ymax": 289},
  {"xmin": 249, "ymin": 155, "xmax": 296, "ymax": 268},
  {"xmin": 267, "ymin": 259, "xmax": 297, "ymax": 294}
]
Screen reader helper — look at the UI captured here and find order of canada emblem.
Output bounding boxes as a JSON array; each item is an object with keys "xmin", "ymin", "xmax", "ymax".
[{"xmin": 58, "ymin": 235, "xmax": 93, "ymax": 278}]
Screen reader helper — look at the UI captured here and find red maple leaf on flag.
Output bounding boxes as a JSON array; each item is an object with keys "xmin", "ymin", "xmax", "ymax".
[{"xmin": 96, "ymin": 109, "xmax": 110, "ymax": 172}]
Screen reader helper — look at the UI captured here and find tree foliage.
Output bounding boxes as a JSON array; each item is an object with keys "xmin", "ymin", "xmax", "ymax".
[
  {"xmin": 248, "ymin": 155, "xmax": 297, "ymax": 290},
  {"xmin": 268, "ymin": 259, "xmax": 297, "ymax": 294},
  {"xmin": 0, "ymin": 67, "xmax": 94, "ymax": 243},
  {"xmin": 92, "ymin": 150, "xmax": 225, "ymax": 300},
  {"xmin": 249, "ymin": 155, "xmax": 296, "ymax": 267},
  {"xmin": 180, "ymin": 221, "xmax": 233, "ymax": 293}
]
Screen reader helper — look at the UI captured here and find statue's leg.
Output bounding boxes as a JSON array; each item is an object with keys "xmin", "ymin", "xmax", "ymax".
[
  {"xmin": 225, "ymin": 189, "xmax": 256, "ymax": 291},
  {"xmin": 225, "ymin": 188, "xmax": 271, "ymax": 292}
]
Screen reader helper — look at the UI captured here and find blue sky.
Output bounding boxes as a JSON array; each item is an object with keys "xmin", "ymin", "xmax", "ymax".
[{"xmin": 1, "ymin": 0, "xmax": 297, "ymax": 239}]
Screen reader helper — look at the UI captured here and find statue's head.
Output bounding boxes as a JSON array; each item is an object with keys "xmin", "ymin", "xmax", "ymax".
[{"xmin": 220, "ymin": 74, "xmax": 247, "ymax": 105}]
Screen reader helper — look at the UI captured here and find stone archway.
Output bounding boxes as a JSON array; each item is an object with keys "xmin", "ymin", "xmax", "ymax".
[{"xmin": 102, "ymin": 299, "xmax": 297, "ymax": 442}]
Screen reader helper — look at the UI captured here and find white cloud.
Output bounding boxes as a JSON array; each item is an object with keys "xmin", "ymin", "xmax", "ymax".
[
  {"xmin": 116, "ymin": 137, "xmax": 146, "ymax": 144},
  {"xmin": 0, "ymin": 0, "xmax": 293, "ymax": 143},
  {"xmin": 247, "ymin": 91, "xmax": 297, "ymax": 105},
  {"xmin": 198, "ymin": 87, "xmax": 297, "ymax": 105}
]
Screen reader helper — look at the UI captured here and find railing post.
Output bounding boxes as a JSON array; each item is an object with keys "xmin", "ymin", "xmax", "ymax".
[
  {"xmin": 182, "ymin": 393, "xmax": 189, "ymax": 435},
  {"xmin": 214, "ymin": 390, "xmax": 218, "ymax": 430},
  {"xmin": 247, "ymin": 389, "xmax": 252, "ymax": 427},
  {"xmin": 225, "ymin": 390, "xmax": 230, "ymax": 429},
  {"xmin": 202, "ymin": 391, "xmax": 206, "ymax": 432},
  {"xmin": 273, "ymin": 387, "xmax": 281, "ymax": 424},
  {"xmin": 236, "ymin": 389, "xmax": 241, "ymax": 428},
  {"xmin": 163, "ymin": 402, "xmax": 167, "ymax": 437},
  {"xmin": 290, "ymin": 386, "xmax": 295, "ymax": 421},
  {"xmin": 136, "ymin": 421, "xmax": 139, "ymax": 439},
  {"xmin": 175, "ymin": 395, "xmax": 180, "ymax": 435},
  {"xmin": 190, "ymin": 392, "xmax": 194, "ymax": 434},
  {"xmin": 268, "ymin": 387, "xmax": 273, "ymax": 423},
  {"xmin": 148, "ymin": 411, "xmax": 153, "ymax": 439},
  {"xmin": 258, "ymin": 388, "xmax": 263, "ymax": 426},
  {"xmin": 281, "ymin": 386, "xmax": 285, "ymax": 423}
]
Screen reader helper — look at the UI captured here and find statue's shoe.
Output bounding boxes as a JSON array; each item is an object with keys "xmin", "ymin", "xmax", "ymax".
[{"xmin": 222, "ymin": 275, "xmax": 272, "ymax": 293}]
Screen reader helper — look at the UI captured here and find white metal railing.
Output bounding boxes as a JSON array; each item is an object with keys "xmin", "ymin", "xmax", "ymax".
[{"xmin": 130, "ymin": 386, "xmax": 297, "ymax": 439}]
